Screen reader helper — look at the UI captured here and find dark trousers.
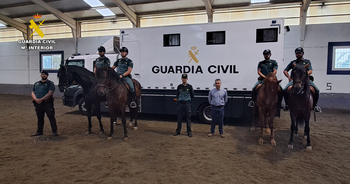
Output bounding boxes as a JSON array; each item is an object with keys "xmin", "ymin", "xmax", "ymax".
[
  {"xmin": 176, "ymin": 102, "xmax": 192, "ymax": 134},
  {"xmin": 210, "ymin": 106, "xmax": 224, "ymax": 134},
  {"xmin": 33, "ymin": 102, "xmax": 57, "ymax": 133}
]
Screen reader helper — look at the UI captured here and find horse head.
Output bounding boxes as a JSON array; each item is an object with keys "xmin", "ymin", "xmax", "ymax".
[
  {"xmin": 95, "ymin": 66, "xmax": 109, "ymax": 96},
  {"xmin": 57, "ymin": 65, "xmax": 73, "ymax": 92},
  {"xmin": 262, "ymin": 73, "xmax": 282, "ymax": 107},
  {"xmin": 291, "ymin": 63, "xmax": 309, "ymax": 94}
]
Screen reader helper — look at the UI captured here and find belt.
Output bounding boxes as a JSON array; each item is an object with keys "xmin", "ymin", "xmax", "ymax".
[
  {"xmin": 212, "ymin": 105, "xmax": 223, "ymax": 108},
  {"xmin": 178, "ymin": 101, "xmax": 190, "ymax": 104}
]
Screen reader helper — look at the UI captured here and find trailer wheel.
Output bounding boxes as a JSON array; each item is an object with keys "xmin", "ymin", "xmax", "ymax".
[
  {"xmin": 78, "ymin": 98, "xmax": 96, "ymax": 115},
  {"xmin": 198, "ymin": 103, "xmax": 212, "ymax": 124}
]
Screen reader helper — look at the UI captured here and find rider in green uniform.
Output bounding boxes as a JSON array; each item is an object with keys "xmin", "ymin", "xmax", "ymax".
[
  {"xmin": 93, "ymin": 46, "xmax": 110, "ymax": 74},
  {"xmin": 283, "ymin": 47, "xmax": 321, "ymax": 112},
  {"xmin": 112, "ymin": 47, "xmax": 137, "ymax": 108},
  {"xmin": 248, "ymin": 49, "xmax": 283, "ymax": 108}
]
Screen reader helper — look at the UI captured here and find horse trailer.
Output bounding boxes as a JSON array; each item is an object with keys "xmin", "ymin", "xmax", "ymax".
[{"xmin": 62, "ymin": 18, "xmax": 285, "ymax": 123}]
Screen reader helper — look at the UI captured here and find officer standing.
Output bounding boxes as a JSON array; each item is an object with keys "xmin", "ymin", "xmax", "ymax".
[
  {"xmin": 93, "ymin": 46, "xmax": 111, "ymax": 74},
  {"xmin": 112, "ymin": 47, "xmax": 137, "ymax": 108},
  {"xmin": 31, "ymin": 70, "xmax": 58, "ymax": 136},
  {"xmin": 208, "ymin": 79, "xmax": 227, "ymax": 138},
  {"xmin": 248, "ymin": 49, "xmax": 283, "ymax": 108},
  {"xmin": 173, "ymin": 74, "xmax": 194, "ymax": 137}
]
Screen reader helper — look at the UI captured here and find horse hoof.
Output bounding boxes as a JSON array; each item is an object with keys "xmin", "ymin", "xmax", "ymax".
[
  {"xmin": 128, "ymin": 122, "xmax": 133, "ymax": 128},
  {"xmin": 306, "ymin": 146, "xmax": 312, "ymax": 150},
  {"xmin": 107, "ymin": 137, "xmax": 112, "ymax": 141},
  {"xmin": 288, "ymin": 144, "xmax": 293, "ymax": 149},
  {"xmin": 133, "ymin": 127, "xmax": 138, "ymax": 131},
  {"xmin": 85, "ymin": 131, "xmax": 90, "ymax": 135},
  {"xmin": 266, "ymin": 128, "xmax": 271, "ymax": 134},
  {"xmin": 271, "ymin": 140, "xmax": 276, "ymax": 146},
  {"xmin": 251, "ymin": 126, "xmax": 255, "ymax": 131},
  {"xmin": 258, "ymin": 138, "xmax": 263, "ymax": 145},
  {"xmin": 123, "ymin": 137, "xmax": 128, "ymax": 141}
]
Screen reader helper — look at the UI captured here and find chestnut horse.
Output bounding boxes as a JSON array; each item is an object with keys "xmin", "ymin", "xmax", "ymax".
[
  {"xmin": 95, "ymin": 66, "xmax": 141, "ymax": 140},
  {"xmin": 252, "ymin": 72, "xmax": 281, "ymax": 146}
]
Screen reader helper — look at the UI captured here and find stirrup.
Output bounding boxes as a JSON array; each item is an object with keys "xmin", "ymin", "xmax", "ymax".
[
  {"xmin": 314, "ymin": 106, "xmax": 322, "ymax": 113},
  {"xmin": 130, "ymin": 101, "xmax": 137, "ymax": 108},
  {"xmin": 105, "ymin": 102, "xmax": 109, "ymax": 108},
  {"xmin": 248, "ymin": 101, "xmax": 255, "ymax": 107}
]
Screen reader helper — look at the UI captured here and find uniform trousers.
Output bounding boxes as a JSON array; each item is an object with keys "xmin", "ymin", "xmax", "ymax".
[
  {"xmin": 33, "ymin": 101, "xmax": 57, "ymax": 133},
  {"xmin": 176, "ymin": 102, "xmax": 192, "ymax": 134}
]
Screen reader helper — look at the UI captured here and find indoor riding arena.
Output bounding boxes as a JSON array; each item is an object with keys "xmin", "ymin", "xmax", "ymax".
[{"xmin": 1, "ymin": 0, "xmax": 350, "ymax": 183}]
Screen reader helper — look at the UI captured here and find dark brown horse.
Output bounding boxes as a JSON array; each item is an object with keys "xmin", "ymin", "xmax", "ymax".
[
  {"xmin": 287, "ymin": 63, "xmax": 313, "ymax": 150},
  {"xmin": 58, "ymin": 65, "xmax": 105, "ymax": 135},
  {"xmin": 95, "ymin": 66, "xmax": 141, "ymax": 140},
  {"xmin": 252, "ymin": 72, "xmax": 281, "ymax": 146}
]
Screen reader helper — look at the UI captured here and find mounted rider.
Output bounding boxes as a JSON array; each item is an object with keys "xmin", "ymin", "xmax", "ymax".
[
  {"xmin": 112, "ymin": 47, "xmax": 137, "ymax": 108},
  {"xmin": 93, "ymin": 46, "xmax": 111, "ymax": 74},
  {"xmin": 283, "ymin": 47, "xmax": 322, "ymax": 112},
  {"xmin": 248, "ymin": 49, "xmax": 283, "ymax": 108}
]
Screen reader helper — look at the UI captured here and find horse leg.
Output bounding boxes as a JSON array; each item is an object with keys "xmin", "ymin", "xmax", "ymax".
[
  {"xmin": 305, "ymin": 119, "xmax": 312, "ymax": 150},
  {"xmin": 269, "ymin": 115, "xmax": 276, "ymax": 146},
  {"xmin": 129, "ymin": 105, "xmax": 134, "ymax": 128},
  {"xmin": 107, "ymin": 115, "xmax": 115, "ymax": 140},
  {"xmin": 121, "ymin": 111, "xmax": 128, "ymax": 140},
  {"xmin": 86, "ymin": 102, "xmax": 92, "ymax": 135},
  {"xmin": 288, "ymin": 116, "xmax": 296, "ymax": 149},
  {"xmin": 95, "ymin": 101, "xmax": 104, "ymax": 134},
  {"xmin": 133, "ymin": 103, "xmax": 138, "ymax": 131},
  {"xmin": 258, "ymin": 110, "xmax": 264, "ymax": 145},
  {"xmin": 251, "ymin": 106, "xmax": 257, "ymax": 131}
]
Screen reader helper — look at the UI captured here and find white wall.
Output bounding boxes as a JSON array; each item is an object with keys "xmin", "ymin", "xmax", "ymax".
[
  {"xmin": 0, "ymin": 36, "xmax": 113, "ymax": 85},
  {"xmin": 283, "ymin": 23, "xmax": 350, "ymax": 93},
  {"xmin": 0, "ymin": 22, "xmax": 349, "ymax": 93}
]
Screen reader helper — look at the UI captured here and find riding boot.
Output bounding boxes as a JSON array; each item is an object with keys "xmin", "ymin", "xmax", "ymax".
[
  {"xmin": 283, "ymin": 90, "xmax": 289, "ymax": 111},
  {"xmin": 313, "ymin": 91, "xmax": 322, "ymax": 112},
  {"xmin": 248, "ymin": 87, "xmax": 257, "ymax": 107},
  {"xmin": 278, "ymin": 91, "xmax": 283, "ymax": 109},
  {"xmin": 130, "ymin": 91, "xmax": 137, "ymax": 108}
]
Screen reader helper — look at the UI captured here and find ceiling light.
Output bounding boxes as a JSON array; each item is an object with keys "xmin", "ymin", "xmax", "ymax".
[
  {"xmin": 83, "ymin": 0, "xmax": 104, "ymax": 7},
  {"xmin": 96, "ymin": 8, "xmax": 115, "ymax": 17},
  {"xmin": 251, "ymin": 0, "xmax": 269, "ymax": 3}
]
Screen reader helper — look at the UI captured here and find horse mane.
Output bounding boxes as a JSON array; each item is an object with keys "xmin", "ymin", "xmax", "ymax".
[
  {"xmin": 95, "ymin": 66, "xmax": 123, "ymax": 83},
  {"xmin": 66, "ymin": 65, "xmax": 95, "ymax": 77}
]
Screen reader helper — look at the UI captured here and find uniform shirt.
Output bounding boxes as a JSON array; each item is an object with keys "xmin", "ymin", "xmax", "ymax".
[
  {"xmin": 176, "ymin": 83, "xmax": 194, "ymax": 102},
  {"xmin": 33, "ymin": 80, "xmax": 55, "ymax": 99},
  {"xmin": 113, "ymin": 58, "xmax": 133, "ymax": 75},
  {"xmin": 257, "ymin": 59, "xmax": 278, "ymax": 76},
  {"xmin": 208, "ymin": 88, "xmax": 228, "ymax": 106},
  {"xmin": 284, "ymin": 58, "xmax": 312, "ymax": 72},
  {"xmin": 93, "ymin": 56, "xmax": 110, "ymax": 68}
]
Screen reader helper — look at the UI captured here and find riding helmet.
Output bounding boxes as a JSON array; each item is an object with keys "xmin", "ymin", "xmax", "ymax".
[
  {"xmin": 98, "ymin": 46, "xmax": 106, "ymax": 52},
  {"xmin": 295, "ymin": 47, "xmax": 304, "ymax": 54},
  {"xmin": 263, "ymin": 49, "xmax": 271, "ymax": 55},
  {"xmin": 120, "ymin": 47, "xmax": 129, "ymax": 53}
]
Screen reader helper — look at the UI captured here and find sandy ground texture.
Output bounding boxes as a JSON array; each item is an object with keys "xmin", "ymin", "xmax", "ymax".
[{"xmin": 0, "ymin": 94, "xmax": 350, "ymax": 184}]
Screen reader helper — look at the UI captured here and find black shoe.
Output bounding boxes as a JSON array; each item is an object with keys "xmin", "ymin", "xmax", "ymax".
[
  {"xmin": 188, "ymin": 133, "xmax": 192, "ymax": 137},
  {"xmin": 173, "ymin": 132, "xmax": 180, "ymax": 136},
  {"xmin": 53, "ymin": 132, "xmax": 59, "ymax": 136},
  {"xmin": 31, "ymin": 132, "xmax": 43, "ymax": 137},
  {"xmin": 278, "ymin": 103, "xmax": 284, "ymax": 109}
]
